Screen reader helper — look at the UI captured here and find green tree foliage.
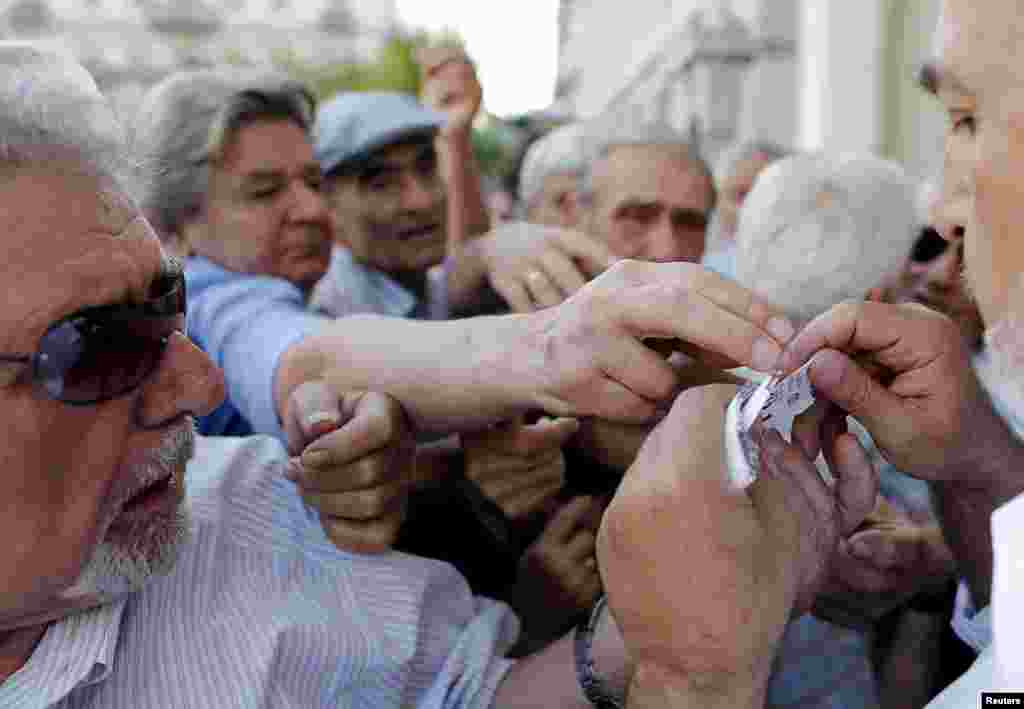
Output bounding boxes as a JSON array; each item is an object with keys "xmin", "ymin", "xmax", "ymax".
[
  {"xmin": 270, "ymin": 29, "xmax": 524, "ymax": 179},
  {"xmin": 274, "ymin": 30, "xmax": 465, "ymax": 100}
]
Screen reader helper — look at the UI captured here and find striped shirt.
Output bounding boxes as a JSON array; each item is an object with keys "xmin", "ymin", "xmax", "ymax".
[
  {"xmin": 0, "ymin": 435, "xmax": 518, "ymax": 708},
  {"xmin": 310, "ymin": 247, "xmax": 449, "ymax": 322}
]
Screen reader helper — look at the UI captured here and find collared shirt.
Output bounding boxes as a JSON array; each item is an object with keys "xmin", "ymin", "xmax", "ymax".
[
  {"xmin": 951, "ymin": 583, "xmax": 991, "ymax": 654},
  {"xmin": 926, "ymin": 492, "xmax": 1024, "ymax": 708},
  {"xmin": 700, "ymin": 243, "xmax": 737, "ymax": 281},
  {"xmin": 0, "ymin": 435, "xmax": 518, "ymax": 708},
  {"xmin": 185, "ymin": 257, "xmax": 329, "ymax": 439},
  {"xmin": 310, "ymin": 247, "xmax": 449, "ymax": 321},
  {"xmin": 973, "ymin": 348, "xmax": 1024, "ymax": 441}
]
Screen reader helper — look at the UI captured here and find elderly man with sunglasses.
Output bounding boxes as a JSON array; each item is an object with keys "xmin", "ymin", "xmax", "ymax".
[{"xmin": 0, "ymin": 42, "xmax": 882, "ymax": 709}]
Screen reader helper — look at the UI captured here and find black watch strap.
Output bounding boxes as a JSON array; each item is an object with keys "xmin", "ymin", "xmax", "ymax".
[{"xmin": 574, "ymin": 596, "xmax": 625, "ymax": 709}]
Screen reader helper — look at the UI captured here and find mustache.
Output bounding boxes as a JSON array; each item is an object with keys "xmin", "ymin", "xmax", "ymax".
[
  {"xmin": 110, "ymin": 420, "xmax": 195, "ymax": 516},
  {"xmin": 387, "ymin": 205, "xmax": 447, "ymax": 232}
]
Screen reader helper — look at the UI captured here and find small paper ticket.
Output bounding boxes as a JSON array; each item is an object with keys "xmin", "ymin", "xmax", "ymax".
[{"xmin": 724, "ymin": 362, "xmax": 817, "ymax": 489}]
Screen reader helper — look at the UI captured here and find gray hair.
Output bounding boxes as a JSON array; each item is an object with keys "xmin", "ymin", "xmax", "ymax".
[
  {"xmin": 517, "ymin": 122, "xmax": 587, "ymax": 207},
  {"xmin": 714, "ymin": 139, "xmax": 790, "ymax": 185},
  {"xmin": 577, "ymin": 114, "xmax": 714, "ymax": 208},
  {"xmin": 0, "ymin": 42, "xmax": 135, "ymax": 199},
  {"xmin": 133, "ymin": 69, "xmax": 316, "ymax": 240},
  {"xmin": 734, "ymin": 152, "xmax": 918, "ymax": 325}
]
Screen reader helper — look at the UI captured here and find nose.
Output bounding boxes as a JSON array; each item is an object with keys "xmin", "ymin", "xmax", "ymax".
[
  {"xmin": 641, "ymin": 215, "xmax": 678, "ymax": 262},
  {"xmin": 289, "ymin": 179, "xmax": 331, "ymax": 226},
  {"xmin": 645, "ymin": 216, "xmax": 705, "ymax": 263},
  {"xmin": 136, "ymin": 332, "xmax": 226, "ymax": 428},
  {"xmin": 401, "ymin": 173, "xmax": 440, "ymax": 213}
]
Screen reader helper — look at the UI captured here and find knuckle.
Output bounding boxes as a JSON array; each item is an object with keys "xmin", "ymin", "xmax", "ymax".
[
  {"xmin": 375, "ymin": 406, "xmax": 403, "ymax": 445},
  {"xmin": 676, "ymin": 261, "xmax": 701, "ymax": 289},
  {"xmin": 366, "ymin": 483, "xmax": 403, "ymax": 513},
  {"xmin": 832, "ymin": 300, "xmax": 864, "ymax": 323},
  {"xmin": 608, "ymin": 258, "xmax": 646, "ymax": 285},
  {"xmin": 351, "ymin": 459, "xmax": 386, "ymax": 489}
]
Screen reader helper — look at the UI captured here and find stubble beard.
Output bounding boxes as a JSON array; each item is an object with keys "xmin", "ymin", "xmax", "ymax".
[{"xmin": 60, "ymin": 424, "xmax": 196, "ymax": 601}]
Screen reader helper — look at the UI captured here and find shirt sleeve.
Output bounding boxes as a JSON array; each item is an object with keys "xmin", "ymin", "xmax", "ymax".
[
  {"xmin": 419, "ymin": 595, "xmax": 520, "ymax": 709},
  {"xmin": 951, "ymin": 580, "xmax": 992, "ymax": 653},
  {"xmin": 187, "ymin": 275, "xmax": 329, "ymax": 441}
]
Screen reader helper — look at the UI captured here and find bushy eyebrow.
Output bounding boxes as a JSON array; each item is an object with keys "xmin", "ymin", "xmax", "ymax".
[{"xmin": 359, "ymin": 144, "xmax": 436, "ymax": 178}]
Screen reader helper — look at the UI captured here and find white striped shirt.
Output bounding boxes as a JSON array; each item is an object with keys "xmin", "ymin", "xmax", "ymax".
[{"xmin": 0, "ymin": 435, "xmax": 518, "ymax": 708}]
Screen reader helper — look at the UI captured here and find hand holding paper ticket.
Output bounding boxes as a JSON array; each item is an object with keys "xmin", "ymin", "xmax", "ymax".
[
  {"xmin": 599, "ymin": 383, "xmax": 877, "ymax": 707},
  {"xmin": 724, "ymin": 363, "xmax": 819, "ymax": 489}
]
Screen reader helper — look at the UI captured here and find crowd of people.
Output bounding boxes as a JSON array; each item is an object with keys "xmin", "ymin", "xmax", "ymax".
[{"xmin": 0, "ymin": 1, "xmax": 1022, "ymax": 706}]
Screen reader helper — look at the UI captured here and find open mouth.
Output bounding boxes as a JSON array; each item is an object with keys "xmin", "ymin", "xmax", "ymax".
[
  {"xmin": 107, "ymin": 474, "xmax": 178, "ymax": 536},
  {"xmin": 124, "ymin": 475, "xmax": 173, "ymax": 511},
  {"xmin": 397, "ymin": 224, "xmax": 440, "ymax": 241}
]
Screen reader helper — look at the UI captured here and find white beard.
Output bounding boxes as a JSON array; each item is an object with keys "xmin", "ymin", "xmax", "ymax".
[
  {"xmin": 59, "ymin": 424, "xmax": 196, "ymax": 601},
  {"xmin": 979, "ymin": 316, "xmax": 1024, "ymax": 439},
  {"xmin": 59, "ymin": 505, "xmax": 192, "ymax": 600}
]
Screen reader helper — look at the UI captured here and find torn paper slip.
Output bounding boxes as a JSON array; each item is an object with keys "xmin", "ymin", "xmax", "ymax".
[{"xmin": 723, "ymin": 362, "xmax": 818, "ymax": 490}]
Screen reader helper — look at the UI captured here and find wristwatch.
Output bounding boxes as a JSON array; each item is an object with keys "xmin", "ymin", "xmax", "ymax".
[{"xmin": 574, "ymin": 595, "xmax": 625, "ymax": 709}]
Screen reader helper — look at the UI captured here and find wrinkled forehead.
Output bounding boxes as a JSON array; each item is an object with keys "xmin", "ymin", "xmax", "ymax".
[
  {"xmin": 0, "ymin": 159, "xmax": 136, "ymax": 236},
  {"xmin": 598, "ymin": 143, "xmax": 710, "ymax": 193},
  {"xmin": 0, "ymin": 162, "xmax": 157, "ymax": 311}
]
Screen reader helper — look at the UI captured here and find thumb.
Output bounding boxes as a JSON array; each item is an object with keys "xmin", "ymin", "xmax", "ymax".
[
  {"xmin": 284, "ymin": 380, "xmax": 344, "ymax": 456},
  {"xmin": 807, "ymin": 349, "xmax": 908, "ymax": 451},
  {"xmin": 846, "ymin": 526, "xmax": 919, "ymax": 570},
  {"xmin": 521, "ymin": 416, "xmax": 581, "ymax": 449},
  {"xmin": 546, "ymin": 496, "xmax": 597, "ymax": 542}
]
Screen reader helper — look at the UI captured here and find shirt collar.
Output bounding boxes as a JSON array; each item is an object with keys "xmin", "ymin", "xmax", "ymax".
[
  {"xmin": 317, "ymin": 247, "xmax": 418, "ymax": 318},
  {"xmin": 0, "ymin": 600, "xmax": 127, "ymax": 707}
]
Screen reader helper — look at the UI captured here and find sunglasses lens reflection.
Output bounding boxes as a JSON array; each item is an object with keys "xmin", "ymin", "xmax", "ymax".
[{"xmin": 36, "ymin": 317, "xmax": 174, "ymax": 404}]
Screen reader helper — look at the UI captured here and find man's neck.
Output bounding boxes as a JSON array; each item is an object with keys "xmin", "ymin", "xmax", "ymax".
[{"xmin": 0, "ymin": 624, "xmax": 47, "ymax": 683}]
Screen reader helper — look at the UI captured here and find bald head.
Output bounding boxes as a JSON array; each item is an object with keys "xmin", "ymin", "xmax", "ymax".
[{"xmin": 735, "ymin": 152, "xmax": 917, "ymax": 325}]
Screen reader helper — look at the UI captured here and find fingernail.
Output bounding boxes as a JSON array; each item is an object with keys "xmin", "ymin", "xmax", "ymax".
[
  {"xmin": 848, "ymin": 539, "xmax": 872, "ymax": 559},
  {"xmin": 767, "ymin": 317, "xmax": 795, "ymax": 343},
  {"xmin": 752, "ymin": 337, "xmax": 783, "ymax": 372},
  {"xmin": 301, "ymin": 449, "xmax": 331, "ymax": 469},
  {"xmin": 305, "ymin": 411, "xmax": 340, "ymax": 429}
]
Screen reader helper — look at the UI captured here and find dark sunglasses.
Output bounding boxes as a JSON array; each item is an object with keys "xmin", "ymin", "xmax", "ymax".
[
  {"xmin": 910, "ymin": 226, "xmax": 949, "ymax": 263},
  {"xmin": 0, "ymin": 272, "xmax": 186, "ymax": 405}
]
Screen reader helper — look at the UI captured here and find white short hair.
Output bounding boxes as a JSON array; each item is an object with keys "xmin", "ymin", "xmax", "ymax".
[
  {"xmin": 714, "ymin": 139, "xmax": 790, "ymax": 185},
  {"xmin": 577, "ymin": 112, "xmax": 713, "ymax": 207},
  {"xmin": 134, "ymin": 69, "xmax": 314, "ymax": 239},
  {"xmin": 734, "ymin": 152, "xmax": 918, "ymax": 324},
  {"xmin": 0, "ymin": 42, "xmax": 134, "ymax": 198},
  {"xmin": 517, "ymin": 122, "xmax": 587, "ymax": 206}
]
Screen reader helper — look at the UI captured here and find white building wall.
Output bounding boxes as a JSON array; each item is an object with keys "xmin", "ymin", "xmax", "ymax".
[
  {"xmin": 883, "ymin": 0, "xmax": 945, "ymax": 178},
  {"xmin": 740, "ymin": 0, "xmax": 799, "ymax": 149},
  {"xmin": 556, "ymin": 0, "xmax": 802, "ymax": 158},
  {"xmin": 555, "ymin": 1, "xmax": 945, "ymax": 173},
  {"xmin": 798, "ymin": 0, "xmax": 885, "ymax": 154}
]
